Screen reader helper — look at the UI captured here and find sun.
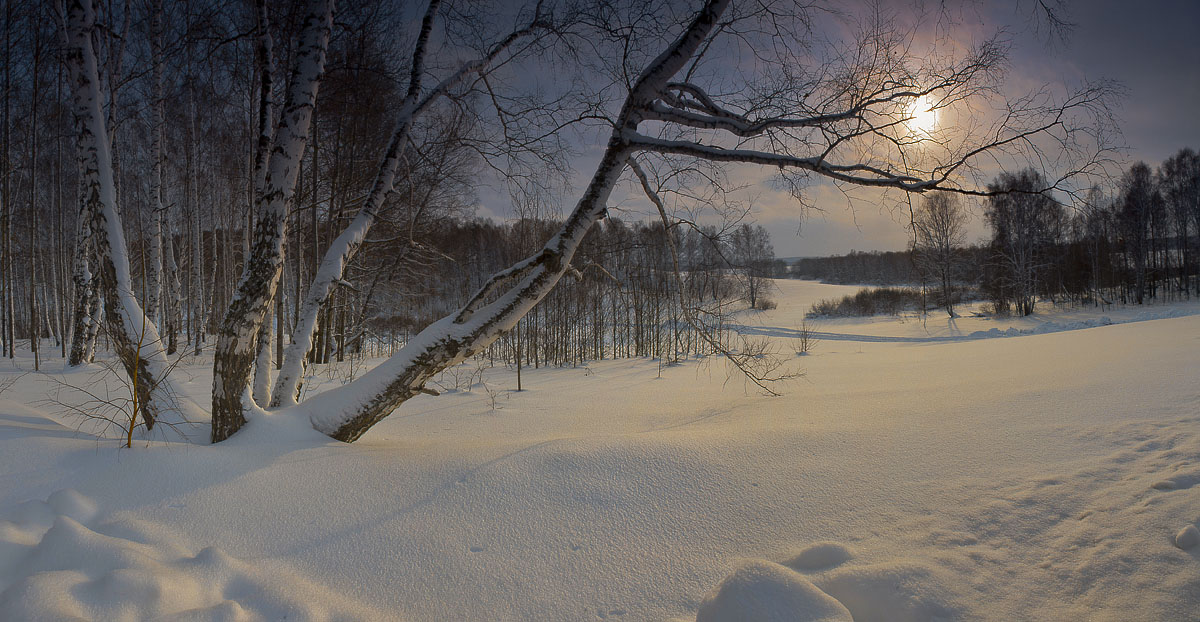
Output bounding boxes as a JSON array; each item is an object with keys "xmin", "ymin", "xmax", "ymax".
[{"xmin": 906, "ymin": 95, "xmax": 938, "ymax": 134}]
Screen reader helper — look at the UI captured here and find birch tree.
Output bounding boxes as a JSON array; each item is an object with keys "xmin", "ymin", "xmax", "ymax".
[
  {"xmin": 262, "ymin": 0, "xmax": 1112, "ymax": 442},
  {"xmin": 1118, "ymin": 163, "xmax": 1157, "ymax": 305},
  {"xmin": 913, "ymin": 192, "xmax": 967, "ymax": 317},
  {"xmin": 249, "ymin": 0, "xmax": 275, "ymax": 408},
  {"xmin": 67, "ymin": 196, "xmax": 97, "ymax": 366},
  {"xmin": 145, "ymin": 0, "xmax": 166, "ymax": 328},
  {"xmin": 1159, "ymin": 149, "xmax": 1200, "ymax": 296},
  {"xmin": 210, "ymin": 0, "xmax": 334, "ymax": 442},
  {"xmin": 268, "ymin": 0, "xmax": 551, "ymax": 408},
  {"xmin": 60, "ymin": 0, "xmax": 171, "ymax": 428}
]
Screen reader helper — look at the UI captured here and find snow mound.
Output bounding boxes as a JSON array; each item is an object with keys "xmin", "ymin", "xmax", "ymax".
[
  {"xmin": 1176, "ymin": 525, "xmax": 1200, "ymax": 550},
  {"xmin": 783, "ymin": 542, "xmax": 853, "ymax": 571},
  {"xmin": 818, "ymin": 561, "xmax": 958, "ymax": 622},
  {"xmin": 1149, "ymin": 466, "xmax": 1200, "ymax": 491},
  {"xmin": 0, "ymin": 489, "xmax": 387, "ymax": 621},
  {"xmin": 46, "ymin": 489, "xmax": 98, "ymax": 523},
  {"xmin": 696, "ymin": 560, "xmax": 852, "ymax": 622}
]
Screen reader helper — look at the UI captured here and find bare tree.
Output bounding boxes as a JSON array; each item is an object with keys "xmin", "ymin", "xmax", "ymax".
[
  {"xmin": 267, "ymin": 0, "xmax": 551, "ymax": 408},
  {"xmin": 270, "ymin": 0, "xmax": 1112, "ymax": 442},
  {"xmin": 984, "ymin": 169, "xmax": 1066, "ymax": 315},
  {"xmin": 912, "ymin": 192, "xmax": 967, "ymax": 316},
  {"xmin": 210, "ymin": 0, "xmax": 334, "ymax": 442},
  {"xmin": 729, "ymin": 224, "xmax": 775, "ymax": 310},
  {"xmin": 1117, "ymin": 162, "xmax": 1159, "ymax": 304},
  {"xmin": 1158, "ymin": 149, "xmax": 1200, "ymax": 296}
]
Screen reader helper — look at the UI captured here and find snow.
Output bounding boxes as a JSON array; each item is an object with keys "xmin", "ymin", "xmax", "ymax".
[
  {"xmin": 696, "ymin": 561, "xmax": 852, "ymax": 622},
  {"xmin": 1177, "ymin": 525, "xmax": 1200, "ymax": 551},
  {"xmin": 1, "ymin": 279, "xmax": 1198, "ymax": 620}
]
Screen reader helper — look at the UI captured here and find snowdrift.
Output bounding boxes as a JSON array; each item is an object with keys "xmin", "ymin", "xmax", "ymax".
[{"xmin": 0, "ymin": 280, "xmax": 1197, "ymax": 620}]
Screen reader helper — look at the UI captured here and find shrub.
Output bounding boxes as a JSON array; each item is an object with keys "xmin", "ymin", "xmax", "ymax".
[
  {"xmin": 794, "ymin": 319, "xmax": 819, "ymax": 355},
  {"xmin": 807, "ymin": 287, "xmax": 924, "ymax": 317}
]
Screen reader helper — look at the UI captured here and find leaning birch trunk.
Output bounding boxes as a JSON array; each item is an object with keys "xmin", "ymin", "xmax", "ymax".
[
  {"xmin": 271, "ymin": 0, "xmax": 545, "ymax": 407},
  {"xmin": 210, "ymin": 0, "xmax": 332, "ymax": 443},
  {"xmin": 286, "ymin": 0, "xmax": 731, "ymax": 442},
  {"xmin": 63, "ymin": 0, "xmax": 171, "ymax": 429}
]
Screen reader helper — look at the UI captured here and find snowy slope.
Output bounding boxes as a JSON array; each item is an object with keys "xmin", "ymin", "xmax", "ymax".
[{"xmin": 0, "ymin": 280, "xmax": 1197, "ymax": 621}]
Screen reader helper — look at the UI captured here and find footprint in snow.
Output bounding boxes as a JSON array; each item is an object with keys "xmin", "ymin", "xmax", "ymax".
[
  {"xmin": 1150, "ymin": 468, "xmax": 1200, "ymax": 491},
  {"xmin": 783, "ymin": 541, "xmax": 854, "ymax": 572}
]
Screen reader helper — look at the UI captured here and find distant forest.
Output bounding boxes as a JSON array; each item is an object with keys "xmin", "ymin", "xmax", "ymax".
[{"xmin": 791, "ymin": 154, "xmax": 1200, "ymax": 316}]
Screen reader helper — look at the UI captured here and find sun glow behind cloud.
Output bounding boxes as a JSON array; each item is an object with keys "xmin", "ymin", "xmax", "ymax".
[{"xmin": 906, "ymin": 94, "xmax": 938, "ymax": 134}]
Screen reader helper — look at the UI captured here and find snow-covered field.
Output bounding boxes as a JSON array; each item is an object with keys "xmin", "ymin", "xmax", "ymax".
[{"xmin": 1, "ymin": 279, "xmax": 1198, "ymax": 621}]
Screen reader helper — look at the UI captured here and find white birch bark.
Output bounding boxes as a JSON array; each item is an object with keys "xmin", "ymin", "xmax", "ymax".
[
  {"xmin": 82, "ymin": 272, "xmax": 100, "ymax": 362},
  {"xmin": 163, "ymin": 209, "xmax": 182, "ymax": 354},
  {"xmin": 210, "ymin": 0, "xmax": 333, "ymax": 442},
  {"xmin": 67, "ymin": 205, "xmax": 95, "ymax": 366},
  {"xmin": 252, "ymin": 299, "xmax": 273, "ymax": 406},
  {"xmin": 270, "ymin": 0, "xmax": 546, "ymax": 407},
  {"xmin": 187, "ymin": 92, "xmax": 203, "ymax": 355},
  {"xmin": 287, "ymin": 0, "xmax": 732, "ymax": 442},
  {"xmin": 62, "ymin": 0, "xmax": 171, "ymax": 428}
]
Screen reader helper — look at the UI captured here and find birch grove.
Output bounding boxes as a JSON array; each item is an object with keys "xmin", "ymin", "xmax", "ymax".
[{"xmin": 0, "ymin": 0, "xmax": 1153, "ymax": 443}]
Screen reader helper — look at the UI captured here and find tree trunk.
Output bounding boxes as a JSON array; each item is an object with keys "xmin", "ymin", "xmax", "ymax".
[
  {"xmin": 67, "ymin": 188, "xmax": 96, "ymax": 366},
  {"xmin": 211, "ymin": 0, "xmax": 333, "ymax": 442},
  {"xmin": 189, "ymin": 101, "xmax": 204, "ymax": 354},
  {"xmin": 287, "ymin": 0, "xmax": 731, "ymax": 442},
  {"xmin": 146, "ymin": 0, "xmax": 165, "ymax": 327},
  {"xmin": 1, "ymin": 0, "xmax": 11, "ymax": 360},
  {"xmin": 63, "ymin": 0, "xmax": 171, "ymax": 428},
  {"xmin": 29, "ymin": 29, "xmax": 42, "ymax": 369},
  {"xmin": 163, "ymin": 213, "xmax": 182, "ymax": 355},
  {"xmin": 270, "ymin": 0, "xmax": 543, "ymax": 406}
]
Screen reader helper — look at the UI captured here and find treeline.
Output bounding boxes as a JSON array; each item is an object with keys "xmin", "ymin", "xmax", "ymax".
[
  {"xmin": 790, "ymin": 249, "xmax": 988, "ymax": 287},
  {"xmin": 361, "ymin": 219, "xmax": 778, "ymax": 368},
  {"xmin": 981, "ymin": 158, "xmax": 1199, "ymax": 314},
  {"xmin": 792, "ymin": 151, "xmax": 1200, "ymax": 316}
]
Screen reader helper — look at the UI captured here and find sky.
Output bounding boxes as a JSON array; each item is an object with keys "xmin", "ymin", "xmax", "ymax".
[
  {"xmin": 767, "ymin": 0, "xmax": 1200, "ymax": 258},
  {"xmin": 475, "ymin": 1, "xmax": 1200, "ymax": 259}
]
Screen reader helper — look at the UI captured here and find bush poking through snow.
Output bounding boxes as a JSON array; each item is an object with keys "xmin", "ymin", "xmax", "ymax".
[{"xmin": 793, "ymin": 320, "xmax": 820, "ymax": 356}]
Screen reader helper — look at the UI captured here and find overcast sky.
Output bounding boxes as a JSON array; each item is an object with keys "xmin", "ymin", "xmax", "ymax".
[
  {"xmin": 766, "ymin": 0, "xmax": 1200, "ymax": 258},
  {"xmin": 474, "ymin": 1, "xmax": 1200, "ymax": 259}
]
